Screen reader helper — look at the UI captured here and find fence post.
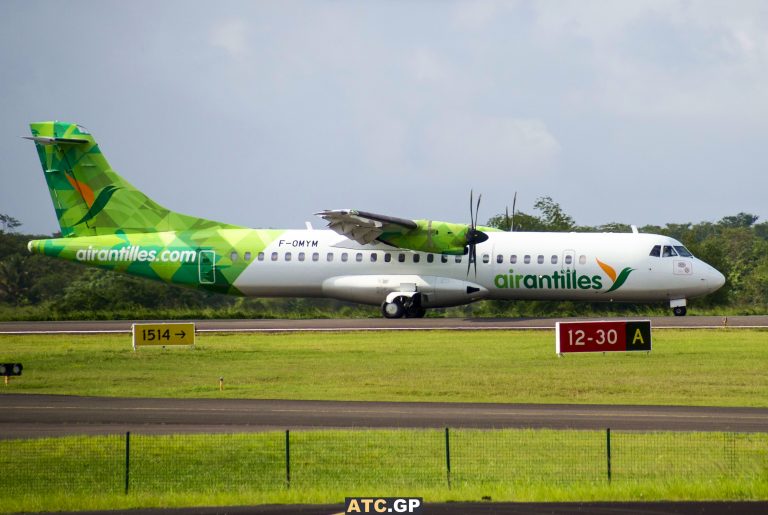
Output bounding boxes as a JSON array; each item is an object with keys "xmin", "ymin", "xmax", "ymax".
[
  {"xmin": 445, "ymin": 427, "xmax": 451, "ymax": 489},
  {"xmin": 606, "ymin": 428, "xmax": 611, "ymax": 484},
  {"xmin": 124, "ymin": 431, "xmax": 131, "ymax": 495},
  {"xmin": 285, "ymin": 430, "xmax": 291, "ymax": 489}
]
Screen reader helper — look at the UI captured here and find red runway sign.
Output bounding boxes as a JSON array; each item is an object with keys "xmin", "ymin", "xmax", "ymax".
[{"xmin": 556, "ymin": 320, "xmax": 652, "ymax": 354}]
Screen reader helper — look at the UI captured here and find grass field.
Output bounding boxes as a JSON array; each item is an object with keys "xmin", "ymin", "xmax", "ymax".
[
  {"xmin": 3, "ymin": 428, "xmax": 767, "ymax": 512},
  {"xmin": 0, "ymin": 329, "xmax": 767, "ymax": 406}
]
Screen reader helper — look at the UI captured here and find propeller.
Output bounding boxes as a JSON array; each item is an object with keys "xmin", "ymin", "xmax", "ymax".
[
  {"xmin": 466, "ymin": 190, "xmax": 489, "ymax": 276},
  {"xmin": 504, "ymin": 191, "xmax": 517, "ymax": 232}
]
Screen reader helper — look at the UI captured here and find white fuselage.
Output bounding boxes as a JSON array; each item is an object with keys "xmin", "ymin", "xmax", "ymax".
[{"xmin": 232, "ymin": 230, "xmax": 725, "ymax": 308}]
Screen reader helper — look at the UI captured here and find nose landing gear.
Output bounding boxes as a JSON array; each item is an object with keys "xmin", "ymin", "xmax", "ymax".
[
  {"xmin": 673, "ymin": 306, "xmax": 687, "ymax": 317},
  {"xmin": 670, "ymin": 299, "xmax": 687, "ymax": 316}
]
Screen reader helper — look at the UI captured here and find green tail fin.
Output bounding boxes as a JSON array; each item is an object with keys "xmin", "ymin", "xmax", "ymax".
[{"xmin": 27, "ymin": 121, "xmax": 240, "ymax": 237}]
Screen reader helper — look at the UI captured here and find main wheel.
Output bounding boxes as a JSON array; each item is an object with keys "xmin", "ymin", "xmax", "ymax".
[
  {"xmin": 405, "ymin": 305, "xmax": 426, "ymax": 318},
  {"xmin": 673, "ymin": 306, "xmax": 687, "ymax": 316},
  {"xmin": 381, "ymin": 299, "xmax": 405, "ymax": 319}
]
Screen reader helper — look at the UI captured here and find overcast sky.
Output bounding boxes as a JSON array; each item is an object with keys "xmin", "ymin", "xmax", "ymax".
[{"xmin": 2, "ymin": 1, "xmax": 767, "ymax": 235}]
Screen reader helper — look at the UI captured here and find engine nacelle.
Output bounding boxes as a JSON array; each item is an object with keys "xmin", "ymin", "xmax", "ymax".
[{"xmin": 321, "ymin": 275, "xmax": 488, "ymax": 307}]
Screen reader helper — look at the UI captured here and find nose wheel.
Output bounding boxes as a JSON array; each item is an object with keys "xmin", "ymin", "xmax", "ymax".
[{"xmin": 673, "ymin": 306, "xmax": 687, "ymax": 316}]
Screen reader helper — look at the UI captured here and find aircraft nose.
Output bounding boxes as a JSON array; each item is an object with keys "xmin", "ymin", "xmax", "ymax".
[{"xmin": 711, "ymin": 268, "xmax": 726, "ymax": 291}]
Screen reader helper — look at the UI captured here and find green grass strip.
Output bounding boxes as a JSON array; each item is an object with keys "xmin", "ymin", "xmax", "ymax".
[
  {"xmin": 1, "ymin": 329, "xmax": 767, "ymax": 406},
  {"xmin": 1, "ymin": 429, "xmax": 766, "ymax": 513}
]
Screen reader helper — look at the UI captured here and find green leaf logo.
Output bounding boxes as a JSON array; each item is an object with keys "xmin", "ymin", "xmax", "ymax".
[
  {"xmin": 74, "ymin": 185, "xmax": 121, "ymax": 226},
  {"xmin": 596, "ymin": 258, "xmax": 634, "ymax": 293}
]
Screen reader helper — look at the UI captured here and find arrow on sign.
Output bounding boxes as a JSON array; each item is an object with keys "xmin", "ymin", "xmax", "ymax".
[{"xmin": 176, "ymin": 331, "xmax": 186, "ymax": 338}]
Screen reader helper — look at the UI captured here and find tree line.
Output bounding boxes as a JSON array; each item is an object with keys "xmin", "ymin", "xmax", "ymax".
[{"xmin": 1, "ymin": 199, "xmax": 766, "ymax": 320}]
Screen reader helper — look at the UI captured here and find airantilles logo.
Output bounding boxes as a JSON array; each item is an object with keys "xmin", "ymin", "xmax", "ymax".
[
  {"xmin": 64, "ymin": 174, "xmax": 121, "ymax": 226},
  {"xmin": 493, "ymin": 258, "xmax": 634, "ymax": 293}
]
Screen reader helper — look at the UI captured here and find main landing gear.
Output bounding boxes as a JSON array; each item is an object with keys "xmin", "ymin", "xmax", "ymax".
[{"xmin": 381, "ymin": 294, "xmax": 426, "ymax": 319}]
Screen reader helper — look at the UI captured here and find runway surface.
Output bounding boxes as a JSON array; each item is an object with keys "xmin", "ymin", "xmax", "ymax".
[
  {"xmin": 2, "ymin": 394, "xmax": 767, "ymax": 438},
  {"xmin": 1, "ymin": 315, "xmax": 766, "ymax": 334}
]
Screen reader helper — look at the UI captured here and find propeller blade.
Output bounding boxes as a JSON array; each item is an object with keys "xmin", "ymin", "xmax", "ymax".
[
  {"xmin": 465, "ymin": 189, "xmax": 487, "ymax": 277},
  {"xmin": 466, "ymin": 249, "xmax": 471, "ymax": 276},
  {"xmin": 475, "ymin": 193, "xmax": 482, "ymax": 229},
  {"xmin": 469, "ymin": 190, "xmax": 475, "ymax": 228},
  {"xmin": 511, "ymin": 191, "xmax": 517, "ymax": 232}
]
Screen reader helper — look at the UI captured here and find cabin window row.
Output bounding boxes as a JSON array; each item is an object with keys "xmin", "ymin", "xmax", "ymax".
[
  {"xmin": 250, "ymin": 251, "xmax": 469, "ymax": 263},
  {"xmin": 228, "ymin": 251, "xmax": 589, "ymax": 266},
  {"xmin": 495, "ymin": 254, "xmax": 588, "ymax": 265}
]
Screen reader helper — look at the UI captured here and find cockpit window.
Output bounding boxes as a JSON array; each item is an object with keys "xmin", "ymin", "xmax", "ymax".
[
  {"xmin": 674, "ymin": 246, "xmax": 693, "ymax": 257},
  {"xmin": 649, "ymin": 245, "xmax": 661, "ymax": 257},
  {"xmin": 662, "ymin": 245, "xmax": 678, "ymax": 257}
]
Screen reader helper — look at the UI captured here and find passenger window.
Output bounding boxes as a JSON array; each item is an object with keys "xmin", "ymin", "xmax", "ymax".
[
  {"xmin": 510, "ymin": 255, "xmax": 517, "ymax": 264},
  {"xmin": 385, "ymin": 253, "xmax": 392, "ymax": 263},
  {"xmin": 230, "ymin": 251, "xmax": 238, "ymax": 262},
  {"xmin": 496, "ymin": 254, "xmax": 503, "ymax": 264},
  {"xmin": 537, "ymin": 255, "xmax": 544, "ymax": 264},
  {"xmin": 662, "ymin": 246, "xmax": 677, "ymax": 257},
  {"xmin": 298, "ymin": 252, "xmax": 305, "ymax": 261},
  {"xmin": 524, "ymin": 255, "xmax": 531, "ymax": 264},
  {"xmin": 398, "ymin": 254, "xmax": 405, "ymax": 263},
  {"xmin": 650, "ymin": 245, "xmax": 661, "ymax": 257},
  {"xmin": 455, "ymin": 256, "xmax": 462, "ymax": 263},
  {"xmin": 244, "ymin": 252, "xmax": 252, "ymax": 262},
  {"xmin": 258, "ymin": 252, "xmax": 265, "ymax": 261},
  {"xmin": 482, "ymin": 254, "xmax": 490, "ymax": 264},
  {"xmin": 327, "ymin": 253, "xmax": 334, "ymax": 262},
  {"xmin": 341, "ymin": 253, "xmax": 349, "ymax": 262},
  {"xmin": 674, "ymin": 246, "xmax": 693, "ymax": 257},
  {"xmin": 565, "ymin": 255, "xmax": 573, "ymax": 265},
  {"xmin": 441, "ymin": 255, "xmax": 448, "ymax": 263},
  {"xmin": 271, "ymin": 252, "xmax": 278, "ymax": 261},
  {"xmin": 285, "ymin": 252, "xmax": 292, "ymax": 261},
  {"xmin": 312, "ymin": 252, "xmax": 319, "ymax": 262},
  {"xmin": 579, "ymin": 255, "xmax": 586, "ymax": 265},
  {"xmin": 370, "ymin": 253, "xmax": 378, "ymax": 262},
  {"xmin": 551, "ymin": 255, "xmax": 557, "ymax": 264},
  {"xmin": 356, "ymin": 253, "xmax": 363, "ymax": 262},
  {"xmin": 413, "ymin": 254, "xmax": 420, "ymax": 263},
  {"xmin": 427, "ymin": 254, "xmax": 434, "ymax": 263}
]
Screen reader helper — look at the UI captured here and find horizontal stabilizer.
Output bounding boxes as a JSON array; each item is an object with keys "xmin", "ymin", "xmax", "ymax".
[{"xmin": 23, "ymin": 136, "xmax": 88, "ymax": 145}]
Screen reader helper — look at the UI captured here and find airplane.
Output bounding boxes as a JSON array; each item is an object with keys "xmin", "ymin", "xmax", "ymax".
[{"xmin": 25, "ymin": 121, "xmax": 725, "ymax": 318}]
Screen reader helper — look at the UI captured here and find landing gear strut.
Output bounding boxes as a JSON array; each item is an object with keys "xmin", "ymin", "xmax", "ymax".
[{"xmin": 381, "ymin": 294, "xmax": 426, "ymax": 319}]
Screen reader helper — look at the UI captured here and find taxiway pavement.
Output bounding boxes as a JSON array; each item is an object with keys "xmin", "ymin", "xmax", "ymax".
[
  {"xmin": 1, "ymin": 315, "xmax": 766, "ymax": 334},
  {"xmin": 2, "ymin": 394, "xmax": 767, "ymax": 439}
]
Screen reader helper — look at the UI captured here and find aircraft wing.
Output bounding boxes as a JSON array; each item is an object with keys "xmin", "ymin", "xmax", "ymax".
[{"xmin": 315, "ymin": 209, "xmax": 418, "ymax": 244}]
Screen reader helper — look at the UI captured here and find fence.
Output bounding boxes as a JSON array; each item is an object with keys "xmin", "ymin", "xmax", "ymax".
[{"xmin": 1, "ymin": 428, "xmax": 766, "ymax": 496}]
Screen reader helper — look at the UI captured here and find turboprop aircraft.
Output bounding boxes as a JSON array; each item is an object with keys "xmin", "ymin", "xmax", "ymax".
[{"xmin": 25, "ymin": 121, "xmax": 725, "ymax": 318}]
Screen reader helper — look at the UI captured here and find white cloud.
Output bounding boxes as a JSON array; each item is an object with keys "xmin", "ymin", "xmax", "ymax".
[
  {"xmin": 409, "ymin": 48, "xmax": 450, "ymax": 83},
  {"xmin": 209, "ymin": 18, "xmax": 249, "ymax": 57},
  {"xmin": 422, "ymin": 114, "xmax": 561, "ymax": 178}
]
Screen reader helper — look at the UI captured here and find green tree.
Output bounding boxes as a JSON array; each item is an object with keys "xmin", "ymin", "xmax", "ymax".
[
  {"xmin": 719, "ymin": 212, "xmax": 758, "ymax": 229},
  {"xmin": 0, "ymin": 214, "xmax": 22, "ymax": 233},
  {"xmin": 486, "ymin": 196, "xmax": 574, "ymax": 232},
  {"xmin": 534, "ymin": 196, "xmax": 576, "ymax": 231},
  {"xmin": 0, "ymin": 254, "xmax": 32, "ymax": 305}
]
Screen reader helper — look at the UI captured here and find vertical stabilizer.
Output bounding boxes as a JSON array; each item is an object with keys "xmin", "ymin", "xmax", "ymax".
[{"xmin": 27, "ymin": 122, "xmax": 240, "ymax": 236}]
